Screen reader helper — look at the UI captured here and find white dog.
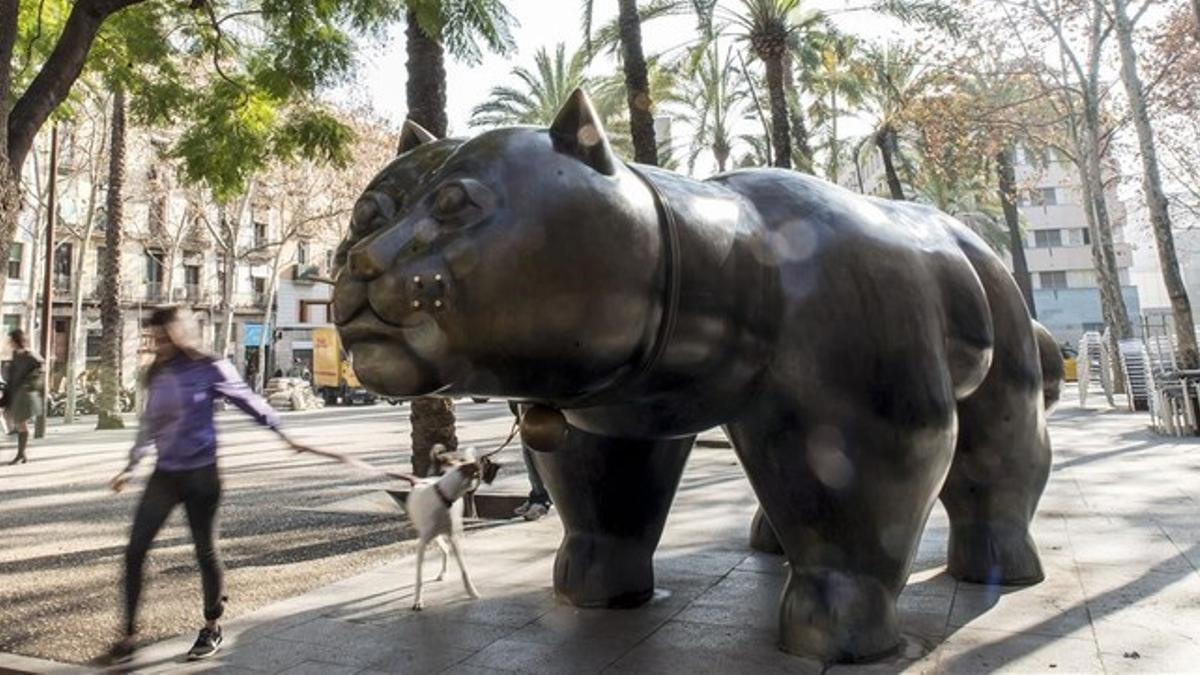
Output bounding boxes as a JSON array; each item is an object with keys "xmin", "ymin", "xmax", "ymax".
[{"xmin": 405, "ymin": 446, "xmax": 483, "ymax": 611}]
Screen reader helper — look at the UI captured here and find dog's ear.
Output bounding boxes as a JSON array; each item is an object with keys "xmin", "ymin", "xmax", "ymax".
[{"xmin": 431, "ymin": 443, "xmax": 459, "ymax": 465}]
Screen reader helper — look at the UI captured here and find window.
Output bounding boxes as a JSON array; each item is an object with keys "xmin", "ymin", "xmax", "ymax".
[
  {"xmin": 1039, "ymin": 271, "xmax": 1068, "ymax": 290},
  {"xmin": 325, "ymin": 249, "xmax": 334, "ymax": 272},
  {"xmin": 94, "ymin": 246, "xmax": 106, "ymax": 278},
  {"xmin": 252, "ymin": 277, "xmax": 266, "ymax": 305},
  {"xmin": 184, "ymin": 264, "xmax": 201, "ymax": 300},
  {"xmin": 1064, "ymin": 228, "xmax": 1091, "ymax": 247},
  {"xmin": 54, "ymin": 242, "xmax": 73, "ymax": 285},
  {"xmin": 1083, "ymin": 322, "xmax": 1106, "ymax": 333},
  {"xmin": 145, "ymin": 252, "xmax": 164, "ymax": 301},
  {"xmin": 145, "ymin": 252, "xmax": 164, "ymax": 284},
  {"xmin": 1034, "ymin": 229, "xmax": 1062, "ymax": 248},
  {"xmin": 254, "ymin": 221, "xmax": 268, "ymax": 247},
  {"xmin": 3, "ymin": 314, "xmax": 21, "ymax": 335},
  {"xmin": 86, "ymin": 329, "xmax": 102, "ymax": 359},
  {"xmin": 299, "ymin": 300, "xmax": 329, "ymax": 324},
  {"xmin": 7, "ymin": 242, "xmax": 23, "ymax": 280},
  {"xmin": 297, "ymin": 241, "xmax": 308, "ymax": 265},
  {"xmin": 1019, "ymin": 187, "xmax": 1059, "ymax": 207}
]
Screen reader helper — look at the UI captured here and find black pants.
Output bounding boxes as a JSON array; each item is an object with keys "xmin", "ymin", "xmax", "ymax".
[{"xmin": 124, "ymin": 464, "xmax": 224, "ymax": 636}]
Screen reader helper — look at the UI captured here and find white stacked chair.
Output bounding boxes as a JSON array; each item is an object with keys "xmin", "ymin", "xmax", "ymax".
[{"xmin": 1118, "ymin": 340, "xmax": 1151, "ymax": 412}]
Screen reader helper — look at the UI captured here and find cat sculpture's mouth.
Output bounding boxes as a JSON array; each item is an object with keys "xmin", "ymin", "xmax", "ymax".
[{"xmin": 336, "ymin": 304, "xmax": 456, "ymax": 398}]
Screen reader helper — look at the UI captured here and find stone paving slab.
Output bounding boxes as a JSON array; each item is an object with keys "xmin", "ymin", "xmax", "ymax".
[{"xmin": 8, "ymin": 385, "xmax": 1200, "ymax": 673}]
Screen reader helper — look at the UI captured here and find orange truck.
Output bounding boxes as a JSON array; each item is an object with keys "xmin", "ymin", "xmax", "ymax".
[{"xmin": 312, "ymin": 326, "xmax": 377, "ymax": 405}]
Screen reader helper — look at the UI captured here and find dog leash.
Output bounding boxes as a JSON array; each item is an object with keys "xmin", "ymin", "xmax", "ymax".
[
  {"xmin": 294, "ymin": 416, "xmax": 522, "ymax": 482},
  {"xmin": 292, "ymin": 443, "xmax": 420, "ymax": 484}
]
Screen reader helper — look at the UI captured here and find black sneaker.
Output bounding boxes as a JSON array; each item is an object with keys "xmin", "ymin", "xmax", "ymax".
[
  {"xmin": 187, "ymin": 626, "xmax": 223, "ymax": 660},
  {"xmin": 103, "ymin": 639, "xmax": 136, "ymax": 666}
]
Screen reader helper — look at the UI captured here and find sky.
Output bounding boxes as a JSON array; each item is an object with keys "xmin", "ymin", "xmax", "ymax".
[{"xmin": 338, "ymin": 1, "xmax": 908, "ymax": 141}]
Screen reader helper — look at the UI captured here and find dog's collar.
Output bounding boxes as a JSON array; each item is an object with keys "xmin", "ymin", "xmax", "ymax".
[{"xmin": 432, "ymin": 481, "xmax": 456, "ymax": 508}]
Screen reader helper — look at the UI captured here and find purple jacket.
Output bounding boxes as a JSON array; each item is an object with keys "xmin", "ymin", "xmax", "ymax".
[{"xmin": 127, "ymin": 355, "xmax": 280, "ymax": 472}]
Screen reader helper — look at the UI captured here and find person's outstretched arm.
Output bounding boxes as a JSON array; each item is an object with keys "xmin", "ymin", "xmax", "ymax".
[
  {"xmin": 112, "ymin": 385, "xmax": 158, "ymax": 492},
  {"xmin": 211, "ymin": 360, "xmax": 281, "ymax": 430}
]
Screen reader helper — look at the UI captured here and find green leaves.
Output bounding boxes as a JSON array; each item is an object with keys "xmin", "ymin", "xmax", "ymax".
[
  {"xmin": 407, "ymin": 0, "xmax": 517, "ymax": 65},
  {"xmin": 868, "ymin": 0, "xmax": 963, "ymax": 38},
  {"xmin": 470, "ymin": 43, "xmax": 590, "ymax": 127}
]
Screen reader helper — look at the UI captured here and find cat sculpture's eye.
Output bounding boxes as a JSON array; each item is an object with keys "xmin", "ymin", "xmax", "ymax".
[{"xmin": 429, "ymin": 179, "xmax": 495, "ymax": 226}]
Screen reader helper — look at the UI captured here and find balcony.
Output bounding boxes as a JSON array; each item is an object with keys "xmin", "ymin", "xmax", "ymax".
[
  {"xmin": 233, "ymin": 291, "xmax": 269, "ymax": 309},
  {"xmin": 291, "ymin": 264, "xmax": 322, "ymax": 283},
  {"xmin": 143, "ymin": 282, "xmax": 168, "ymax": 303},
  {"xmin": 1024, "ymin": 242, "xmax": 1133, "ymax": 273},
  {"xmin": 171, "ymin": 284, "xmax": 208, "ymax": 304},
  {"xmin": 52, "ymin": 274, "xmax": 73, "ymax": 299}
]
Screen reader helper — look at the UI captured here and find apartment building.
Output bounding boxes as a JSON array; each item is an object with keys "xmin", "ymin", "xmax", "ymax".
[
  {"xmin": 2, "ymin": 123, "xmax": 350, "ymax": 394},
  {"xmin": 838, "ymin": 147, "xmax": 1141, "ymax": 344}
]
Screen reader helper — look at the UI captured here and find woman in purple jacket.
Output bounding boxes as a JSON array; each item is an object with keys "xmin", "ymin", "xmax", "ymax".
[{"xmin": 106, "ymin": 306, "xmax": 308, "ymax": 664}]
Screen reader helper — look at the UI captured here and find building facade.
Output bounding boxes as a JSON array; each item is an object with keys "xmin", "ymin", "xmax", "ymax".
[
  {"xmin": 838, "ymin": 147, "xmax": 1140, "ymax": 345},
  {"xmin": 2, "ymin": 121, "xmax": 353, "ymax": 397}
]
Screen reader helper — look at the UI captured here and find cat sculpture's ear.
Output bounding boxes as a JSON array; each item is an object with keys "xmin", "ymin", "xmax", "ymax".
[
  {"xmin": 549, "ymin": 88, "xmax": 618, "ymax": 176},
  {"xmin": 397, "ymin": 119, "xmax": 438, "ymax": 155}
]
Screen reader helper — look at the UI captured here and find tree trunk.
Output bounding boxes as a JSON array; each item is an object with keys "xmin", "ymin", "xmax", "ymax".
[
  {"xmin": 829, "ymin": 91, "xmax": 839, "ymax": 183},
  {"xmin": 403, "ymin": 8, "xmax": 458, "ymax": 473},
  {"xmin": 783, "ymin": 52, "xmax": 812, "ymax": 173},
  {"xmin": 996, "ymin": 148, "xmax": 1036, "ymax": 318},
  {"xmin": 1078, "ymin": 147, "xmax": 1128, "ymax": 401},
  {"xmin": 64, "ymin": 218, "xmax": 95, "ymax": 423},
  {"xmin": 404, "ymin": 9, "xmax": 448, "ymax": 138},
  {"xmin": 618, "ymin": 0, "xmax": 658, "ymax": 165},
  {"xmin": 97, "ymin": 88, "xmax": 126, "ymax": 430},
  {"xmin": 410, "ymin": 397, "xmax": 458, "ymax": 477},
  {"xmin": 876, "ymin": 126, "xmax": 905, "ymax": 200},
  {"xmin": 763, "ymin": 55, "xmax": 791, "ymax": 169},
  {"xmin": 1192, "ymin": 0, "xmax": 1200, "ymax": 45},
  {"xmin": 255, "ymin": 246, "xmax": 286, "ymax": 393},
  {"xmin": 219, "ymin": 237, "xmax": 236, "ymax": 359},
  {"xmin": 1112, "ymin": 0, "xmax": 1199, "ymax": 370},
  {"xmin": 0, "ymin": 0, "xmax": 12, "ymax": 313}
]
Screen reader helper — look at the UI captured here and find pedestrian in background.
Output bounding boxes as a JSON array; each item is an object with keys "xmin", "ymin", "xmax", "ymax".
[
  {"xmin": 105, "ymin": 306, "xmax": 311, "ymax": 665},
  {"xmin": 509, "ymin": 402, "xmax": 552, "ymax": 521},
  {"xmin": 2, "ymin": 329, "xmax": 44, "ymax": 465}
]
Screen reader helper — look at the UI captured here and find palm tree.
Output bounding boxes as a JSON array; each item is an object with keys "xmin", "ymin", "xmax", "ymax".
[
  {"xmin": 859, "ymin": 42, "xmax": 925, "ymax": 199},
  {"xmin": 471, "ymin": 44, "xmax": 591, "ymax": 127},
  {"xmin": 581, "ymin": 0, "xmax": 661, "ymax": 165},
  {"xmin": 806, "ymin": 33, "xmax": 866, "ymax": 183},
  {"xmin": 404, "ymin": 0, "xmax": 517, "ymax": 136},
  {"xmin": 97, "ymin": 88, "xmax": 126, "ymax": 430},
  {"xmin": 403, "ymin": 0, "xmax": 516, "ymax": 476},
  {"xmin": 663, "ymin": 40, "xmax": 745, "ymax": 174},
  {"xmin": 592, "ymin": 55, "xmax": 680, "ymax": 162},
  {"xmin": 730, "ymin": 0, "xmax": 825, "ymax": 170}
]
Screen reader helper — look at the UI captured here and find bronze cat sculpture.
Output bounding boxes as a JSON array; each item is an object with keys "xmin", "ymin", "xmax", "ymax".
[{"xmin": 333, "ymin": 90, "xmax": 1056, "ymax": 663}]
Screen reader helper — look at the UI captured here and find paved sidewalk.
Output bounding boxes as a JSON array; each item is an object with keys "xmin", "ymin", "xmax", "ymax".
[
  {"xmin": 7, "ymin": 387, "xmax": 1200, "ymax": 673},
  {"xmin": 0, "ymin": 402, "xmax": 527, "ymax": 665}
]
